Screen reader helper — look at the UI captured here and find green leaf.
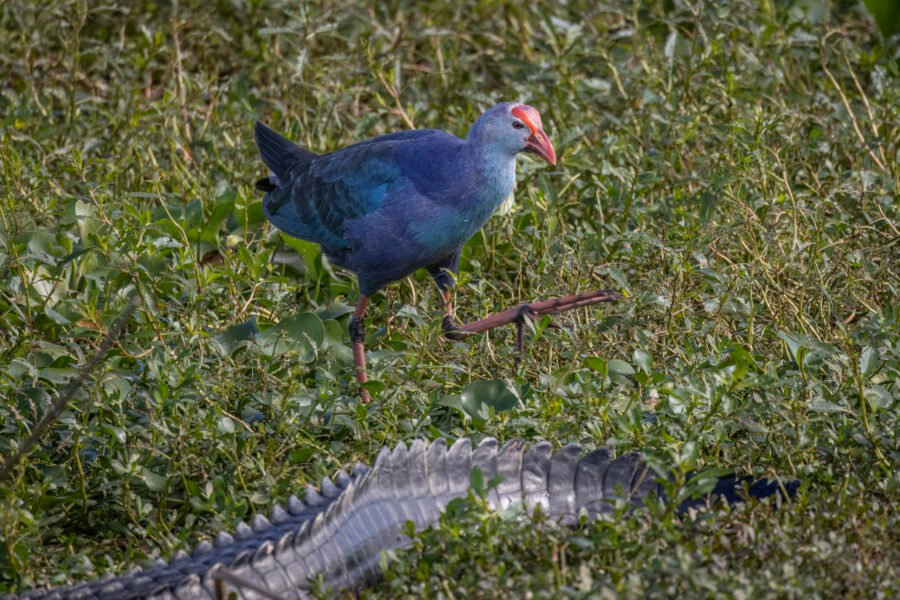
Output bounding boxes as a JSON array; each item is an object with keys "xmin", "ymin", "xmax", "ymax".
[
  {"xmin": 360, "ymin": 380, "xmax": 385, "ymax": 395},
  {"xmin": 217, "ymin": 415, "xmax": 236, "ymax": 434},
  {"xmin": 206, "ymin": 191, "xmax": 236, "ymax": 237},
  {"xmin": 438, "ymin": 393, "xmax": 485, "ymax": 428},
  {"xmin": 808, "ymin": 399, "xmax": 850, "ymax": 414},
  {"xmin": 438, "ymin": 382, "xmax": 514, "ymax": 426},
  {"xmin": 607, "ymin": 266, "xmax": 628, "ymax": 289},
  {"xmin": 234, "ymin": 198, "xmax": 265, "ymax": 226},
  {"xmin": 75, "ymin": 200, "xmax": 100, "ymax": 246},
  {"xmin": 777, "ymin": 331, "xmax": 838, "ymax": 373},
  {"xmin": 607, "ymin": 359, "xmax": 635, "ymax": 376},
  {"xmin": 778, "ymin": 330, "xmax": 807, "ymax": 365},
  {"xmin": 102, "ymin": 425, "xmax": 127, "ymax": 445},
  {"xmin": 327, "ymin": 343, "xmax": 355, "ymax": 367},
  {"xmin": 213, "ymin": 317, "xmax": 260, "ymax": 355},
  {"xmin": 257, "ymin": 312, "xmax": 325, "ymax": 360},
  {"xmin": 677, "ymin": 441, "xmax": 699, "ymax": 470},
  {"xmin": 470, "ymin": 467, "xmax": 486, "ymax": 499},
  {"xmin": 460, "ymin": 379, "xmax": 520, "ymax": 413},
  {"xmin": 38, "ymin": 367, "xmax": 77, "ymax": 385},
  {"xmin": 280, "ymin": 235, "xmax": 321, "ymax": 280},
  {"xmin": 44, "ymin": 306, "xmax": 72, "ymax": 325},
  {"xmin": 438, "ymin": 393, "xmax": 466, "ymax": 414},
  {"xmin": 738, "ymin": 418, "xmax": 768, "ymax": 434},
  {"xmin": 863, "ymin": 0, "xmax": 900, "ymax": 37},
  {"xmin": 865, "ymin": 385, "xmax": 893, "ymax": 410},
  {"xmin": 317, "ymin": 302, "xmax": 356, "ymax": 321},
  {"xmin": 321, "ymin": 319, "xmax": 344, "ymax": 348},
  {"xmin": 632, "ymin": 349, "xmax": 653, "ymax": 372},
  {"xmin": 140, "ymin": 468, "xmax": 170, "ymax": 492},
  {"xmin": 584, "ymin": 357, "xmax": 606, "ymax": 375},
  {"xmin": 22, "ymin": 230, "xmax": 63, "ymax": 264},
  {"xmin": 859, "ymin": 346, "xmax": 879, "ymax": 379}
]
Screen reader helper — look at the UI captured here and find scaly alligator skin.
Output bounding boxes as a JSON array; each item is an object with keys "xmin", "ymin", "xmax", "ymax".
[{"xmin": 6, "ymin": 438, "xmax": 796, "ymax": 599}]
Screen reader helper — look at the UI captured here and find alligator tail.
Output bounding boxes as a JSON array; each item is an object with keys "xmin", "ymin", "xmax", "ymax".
[{"xmin": 7, "ymin": 439, "xmax": 797, "ymax": 599}]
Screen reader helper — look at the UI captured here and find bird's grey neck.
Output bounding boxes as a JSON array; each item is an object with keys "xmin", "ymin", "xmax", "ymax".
[
  {"xmin": 464, "ymin": 137, "xmax": 515, "ymax": 173},
  {"xmin": 463, "ymin": 142, "xmax": 516, "ymax": 212}
]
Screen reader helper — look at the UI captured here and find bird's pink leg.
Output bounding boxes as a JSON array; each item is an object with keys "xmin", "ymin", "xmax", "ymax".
[
  {"xmin": 439, "ymin": 289, "xmax": 457, "ymax": 334},
  {"xmin": 442, "ymin": 289, "xmax": 453, "ymax": 316},
  {"xmin": 350, "ymin": 296, "xmax": 370, "ymax": 403}
]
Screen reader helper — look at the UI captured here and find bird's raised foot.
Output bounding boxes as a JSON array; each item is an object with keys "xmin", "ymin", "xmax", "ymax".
[{"xmin": 442, "ymin": 289, "xmax": 620, "ymax": 342}]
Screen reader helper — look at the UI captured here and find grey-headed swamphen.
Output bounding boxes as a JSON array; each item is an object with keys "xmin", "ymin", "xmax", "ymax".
[{"xmin": 255, "ymin": 103, "xmax": 556, "ymax": 401}]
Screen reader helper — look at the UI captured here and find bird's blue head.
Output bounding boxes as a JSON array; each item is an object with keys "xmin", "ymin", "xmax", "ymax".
[{"xmin": 466, "ymin": 102, "xmax": 557, "ymax": 165}]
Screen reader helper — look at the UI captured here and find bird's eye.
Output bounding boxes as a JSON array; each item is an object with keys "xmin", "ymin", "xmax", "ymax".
[{"xmin": 512, "ymin": 121, "xmax": 525, "ymax": 130}]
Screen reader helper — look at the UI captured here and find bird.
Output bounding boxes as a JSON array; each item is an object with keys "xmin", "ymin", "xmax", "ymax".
[{"xmin": 254, "ymin": 102, "xmax": 556, "ymax": 402}]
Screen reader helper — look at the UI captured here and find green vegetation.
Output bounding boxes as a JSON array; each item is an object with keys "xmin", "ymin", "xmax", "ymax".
[{"xmin": 1, "ymin": 0, "xmax": 897, "ymax": 597}]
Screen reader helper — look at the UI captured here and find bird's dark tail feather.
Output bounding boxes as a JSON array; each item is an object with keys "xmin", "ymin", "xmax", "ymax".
[
  {"xmin": 255, "ymin": 177, "xmax": 277, "ymax": 192},
  {"xmin": 676, "ymin": 475, "xmax": 799, "ymax": 513},
  {"xmin": 254, "ymin": 121, "xmax": 316, "ymax": 183}
]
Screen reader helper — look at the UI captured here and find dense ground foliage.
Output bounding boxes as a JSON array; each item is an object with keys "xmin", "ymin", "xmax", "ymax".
[{"xmin": 1, "ymin": 0, "xmax": 897, "ymax": 597}]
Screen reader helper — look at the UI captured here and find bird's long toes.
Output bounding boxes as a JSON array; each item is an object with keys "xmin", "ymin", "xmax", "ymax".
[
  {"xmin": 544, "ymin": 318, "xmax": 563, "ymax": 330},
  {"xmin": 514, "ymin": 304, "xmax": 538, "ymax": 321},
  {"xmin": 441, "ymin": 314, "xmax": 458, "ymax": 332},
  {"xmin": 442, "ymin": 315, "xmax": 473, "ymax": 341},
  {"xmin": 445, "ymin": 330, "xmax": 474, "ymax": 341}
]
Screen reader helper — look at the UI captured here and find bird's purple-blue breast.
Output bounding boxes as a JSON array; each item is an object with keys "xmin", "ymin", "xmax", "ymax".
[{"xmin": 383, "ymin": 134, "xmax": 516, "ymax": 253}]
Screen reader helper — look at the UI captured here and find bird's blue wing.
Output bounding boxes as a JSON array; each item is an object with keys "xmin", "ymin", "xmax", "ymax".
[{"xmin": 261, "ymin": 129, "xmax": 446, "ymax": 250}]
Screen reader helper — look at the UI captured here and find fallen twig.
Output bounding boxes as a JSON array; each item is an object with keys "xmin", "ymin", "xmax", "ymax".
[{"xmin": 0, "ymin": 296, "xmax": 140, "ymax": 483}]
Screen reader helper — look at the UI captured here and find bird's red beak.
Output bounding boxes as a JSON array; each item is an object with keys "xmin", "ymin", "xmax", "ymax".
[
  {"xmin": 513, "ymin": 104, "xmax": 557, "ymax": 166},
  {"xmin": 524, "ymin": 129, "xmax": 556, "ymax": 165}
]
